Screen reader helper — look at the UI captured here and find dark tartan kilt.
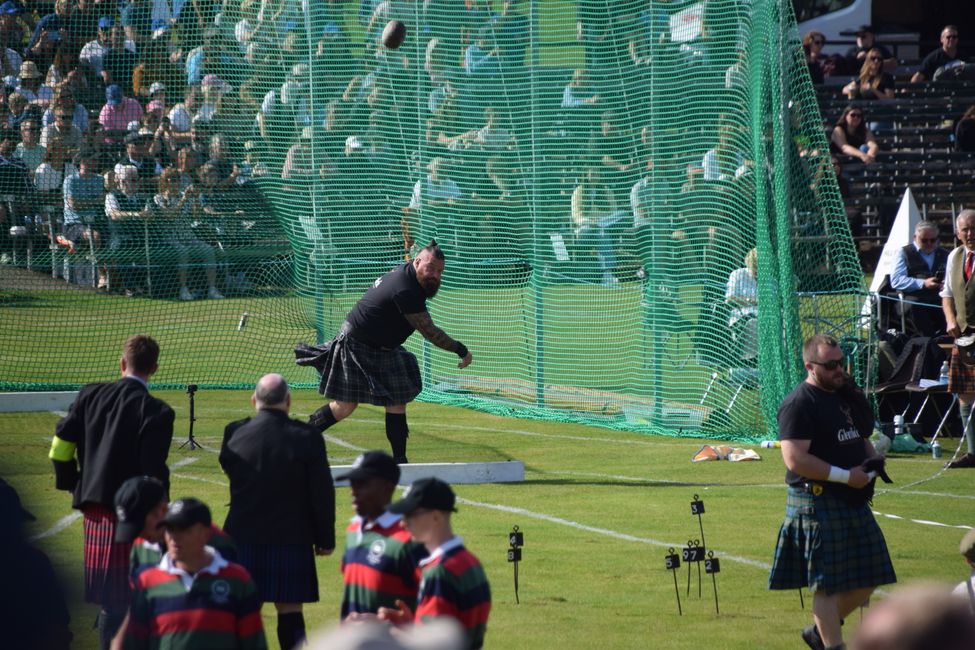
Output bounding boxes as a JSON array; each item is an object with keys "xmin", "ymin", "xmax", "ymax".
[
  {"xmin": 82, "ymin": 504, "xmax": 132, "ymax": 610},
  {"xmin": 237, "ymin": 543, "xmax": 319, "ymax": 603},
  {"xmin": 948, "ymin": 347, "xmax": 975, "ymax": 395},
  {"xmin": 768, "ymin": 487, "xmax": 896, "ymax": 595},
  {"xmin": 312, "ymin": 334, "xmax": 422, "ymax": 406}
]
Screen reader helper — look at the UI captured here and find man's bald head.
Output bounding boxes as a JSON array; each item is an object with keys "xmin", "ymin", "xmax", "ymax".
[{"xmin": 253, "ymin": 373, "xmax": 290, "ymax": 411}]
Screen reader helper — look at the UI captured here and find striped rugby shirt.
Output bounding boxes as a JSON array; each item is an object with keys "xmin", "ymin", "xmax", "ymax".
[
  {"xmin": 341, "ymin": 511, "xmax": 427, "ymax": 618},
  {"xmin": 415, "ymin": 536, "xmax": 491, "ymax": 650},
  {"xmin": 124, "ymin": 548, "xmax": 266, "ymax": 650},
  {"xmin": 129, "ymin": 525, "xmax": 237, "ymax": 586}
]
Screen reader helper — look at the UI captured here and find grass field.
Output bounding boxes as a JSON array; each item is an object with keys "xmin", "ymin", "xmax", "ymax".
[{"xmin": 2, "ymin": 392, "xmax": 972, "ymax": 649}]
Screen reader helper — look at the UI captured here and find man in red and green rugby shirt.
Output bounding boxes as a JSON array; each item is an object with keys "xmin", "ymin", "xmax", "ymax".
[
  {"xmin": 379, "ymin": 478, "xmax": 491, "ymax": 650},
  {"xmin": 123, "ymin": 498, "xmax": 266, "ymax": 650},
  {"xmin": 338, "ymin": 451, "xmax": 427, "ymax": 619}
]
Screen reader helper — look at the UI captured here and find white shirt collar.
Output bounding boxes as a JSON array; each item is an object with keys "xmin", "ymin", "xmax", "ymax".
[
  {"xmin": 350, "ymin": 510, "xmax": 402, "ymax": 542},
  {"xmin": 158, "ymin": 546, "xmax": 227, "ymax": 590},
  {"xmin": 122, "ymin": 373, "xmax": 148, "ymax": 388},
  {"xmin": 419, "ymin": 536, "xmax": 463, "ymax": 568}
]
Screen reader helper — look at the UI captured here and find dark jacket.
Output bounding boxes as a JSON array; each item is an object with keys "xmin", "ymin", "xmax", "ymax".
[
  {"xmin": 220, "ymin": 409, "xmax": 336, "ymax": 549},
  {"xmin": 52, "ymin": 377, "xmax": 174, "ymax": 509}
]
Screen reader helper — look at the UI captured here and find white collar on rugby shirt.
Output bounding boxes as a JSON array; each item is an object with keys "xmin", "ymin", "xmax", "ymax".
[
  {"xmin": 159, "ymin": 546, "xmax": 227, "ymax": 590},
  {"xmin": 419, "ymin": 536, "xmax": 463, "ymax": 568},
  {"xmin": 351, "ymin": 510, "xmax": 402, "ymax": 543}
]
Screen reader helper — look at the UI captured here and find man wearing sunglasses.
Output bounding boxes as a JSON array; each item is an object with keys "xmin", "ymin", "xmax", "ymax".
[
  {"xmin": 912, "ymin": 25, "xmax": 962, "ymax": 83},
  {"xmin": 940, "ymin": 209, "xmax": 975, "ymax": 469},
  {"xmin": 888, "ymin": 220, "xmax": 948, "ymax": 336},
  {"xmin": 844, "ymin": 25, "xmax": 896, "ymax": 74},
  {"xmin": 769, "ymin": 334, "xmax": 895, "ymax": 650}
]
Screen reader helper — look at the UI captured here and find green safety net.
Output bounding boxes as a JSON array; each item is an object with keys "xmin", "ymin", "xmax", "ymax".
[{"xmin": 0, "ymin": 0, "xmax": 863, "ymax": 440}]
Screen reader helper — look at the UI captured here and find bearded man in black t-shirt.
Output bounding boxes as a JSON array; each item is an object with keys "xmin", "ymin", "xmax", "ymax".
[
  {"xmin": 768, "ymin": 334, "xmax": 896, "ymax": 650},
  {"xmin": 295, "ymin": 241, "xmax": 473, "ymax": 463}
]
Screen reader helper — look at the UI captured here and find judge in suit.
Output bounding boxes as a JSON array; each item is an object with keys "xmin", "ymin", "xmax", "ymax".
[
  {"xmin": 220, "ymin": 373, "xmax": 336, "ymax": 650},
  {"xmin": 48, "ymin": 334, "xmax": 174, "ymax": 650},
  {"xmin": 889, "ymin": 220, "xmax": 948, "ymax": 336}
]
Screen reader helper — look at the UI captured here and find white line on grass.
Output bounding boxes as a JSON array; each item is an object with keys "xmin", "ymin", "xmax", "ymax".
[
  {"xmin": 171, "ymin": 457, "xmax": 200, "ymax": 469},
  {"xmin": 325, "ymin": 435, "xmax": 367, "ymax": 453},
  {"xmin": 455, "ymin": 497, "xmax": 773, "ymax": 571},
  {"xmin": 29, "ymin": 512, "xmax": 81, "ymax": 541},
  {"xmin": 871, "ymin": 510, "xmax": 972, "ymax": 530},
  {"xmin": 172, "ymin": 472, "xmax": 231, "ymax": 487}
]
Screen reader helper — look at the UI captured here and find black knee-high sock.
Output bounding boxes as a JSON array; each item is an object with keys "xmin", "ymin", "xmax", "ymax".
[
  {"xmin": 97, "ymin": 608, "xmax": 126, "ymax": 650},
  {"xmin": 309, "ymin": 404, "xmax": 338, "ymax": 432},
  {"xmin": 386, "ymin": 412, "xmax": 409, "ymax": 461},
  {"xmin": 277, "ymin": 611, "xmax": 305, "ymax": 650}
]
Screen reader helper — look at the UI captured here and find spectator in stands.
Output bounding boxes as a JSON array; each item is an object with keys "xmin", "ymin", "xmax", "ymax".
[
  {"xmin": 15, "ymin": 118, "xmax": 43, "ymax": 173},
  {"xmin": 42, "ymin": 87, "xmax": 88, "ymax": 136},
  {"xmin": 702, "ymin": 125, "xmax": 747, "ymax": 182},
  {"xmin": 99, "ymin": 84, "xmax": 144, "ymax": 147},
  {"xmin": 844, "ymin": 25, "xmax": 896, "ymax": 74},
  {"xmin": 830, "ymin": 105, "xmax": 879, "ymax": 165},
  {"xmin": 5, "ymin": 92, "xmax": 38, "ymax": 129},
  {"xmin": 121, "ymin": 0, "xmax": 153, "ymax": 48},
  {"xmin": 101, "ymin": 26, "xmax": 137, "ymax": 95},
  {"xmin": 0, "ymin": 26, "xmax": 22, "ymax": 78},
  {"xmin": 17, "ymin": 60, "xmax": 53, "ymax": 106},
  {"xmin": 34, "ymin": 136, "xmax": 70, "ymax": 200},
  {"xmin": 843, "ymin": 48, "xmax": 895, "ymax": 101},
  {"xmin": 889, "ymin": 220, "xmax": 948, "ymax": 337},
  {"xmin": 27, "ymin": 0, "xmax": 73, "ymax": 71},
  {"xmin": 41, "ymin": 102, "xmax": 83, "ymax": 153},
  {"xmin": 133, "ymin": 43, "xmax": 181, "ymax": 100},
  {"xmin": 61, "ymin": 150, "xmax": 105, "ymax": 262},
  {"xmin": 572, "ymin": 166, "xmax": 619, "ymax": 287},
  {"xmin": 45, "ymin": 46, "xmax": 79, "ymax": 88},
  {"xmin": 152, "ymin": 167, "xmax": 223, "ymax": 301},
  {"xmin": 954, "ymin": 105, "xmax": 975, "ymax": 152},
  {"xmin": 590, "ymin": 110, "xmax": 636, "ymax": 204},
  {"xmin": 174, "ymin": 146, "xmax": 200, "ymax": 191},
  {"xmin": 561, "ymin": 68, "xmax": 600, "ymax": 110},
  {"xmin": 802, "ymin": 30, "xmax": 836, "ymax": 84},
  {"xmin": 0, "ymin": 129, "xmax": 33, "ymax": 263},
  {"xmin": 79, "ymin": 16, "xmax": 113, "ymax": 78},
  {"xmin": 725, "ymin": 247, "xmax": 758, "ymax": 363},
  {"xmin": 198, "ymin": 160, "xmax": 245, "ymax": 246},
  {"xmin": 105, "ymin": 164, "xmax": 150, "ymax": 294},
  {"xmin": 912, "ymin": 25, "xmax": 962, "ymax": 83},
  {"xmin": 0, "ymin": 2, "xmax": 26, "ymax": 54},
  {"xmin": 115, "ymin": 132, "xmax": 159, "ymax": 188}
]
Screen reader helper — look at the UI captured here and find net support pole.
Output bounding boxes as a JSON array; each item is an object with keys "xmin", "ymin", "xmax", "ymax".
[{"xmin": 530, "ymin": 0, "xmax": 544, "ymax": 407}]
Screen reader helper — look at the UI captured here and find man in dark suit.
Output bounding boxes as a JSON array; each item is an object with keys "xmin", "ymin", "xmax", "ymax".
[
  {"xmin": 48, "ymin": 334, "xmax": 174, "ymax": 650},
  {"xmin": 220, "ymin": 373, "xmax": 336, "ymax": 650}
]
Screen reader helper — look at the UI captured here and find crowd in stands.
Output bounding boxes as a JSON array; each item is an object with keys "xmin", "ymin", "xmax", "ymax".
[{"xmin": 806, "ymin": 23, "xmax": 975, "ymax": 269}]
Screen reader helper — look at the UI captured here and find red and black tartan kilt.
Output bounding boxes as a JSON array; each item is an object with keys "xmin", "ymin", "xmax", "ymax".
[
  {"xmin": 82, "ymin": 503, "xmax": 132, "ymax": 610},
  {"xmin": 948, "ymin": 347, "xmax": 975, "ymax": 395}
]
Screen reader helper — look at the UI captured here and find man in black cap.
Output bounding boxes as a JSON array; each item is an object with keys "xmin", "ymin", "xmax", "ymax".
[
  {"xmin": 338, "ymin": 451, "xmax": 427, "ymax": 619},
  {"xmin": 115, "ymin": 131, "xmax": 157, "ymax": 186},
  {"xmin": 296, "ymin": 241, "xmax": 473, "ymax": 464},
  {"xmin": 124, "ymin": 498, "xmax": 268, "ymax": 649},
  {"xmin": 379, "ymin": 477, "xmax": 491, "ymax": 650},
  {"xmin": 844, "ymin": 25, "xmax": 895, "ymax": 73},
  {"xmin": 220, "ymin": 373, "xmax": 335, "ymax": 650}
]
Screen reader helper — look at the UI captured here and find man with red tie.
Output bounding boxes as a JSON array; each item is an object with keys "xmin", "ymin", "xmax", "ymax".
[{"xmin": 941, "ymin": 209, "xmax": 975, "ymax": 468}]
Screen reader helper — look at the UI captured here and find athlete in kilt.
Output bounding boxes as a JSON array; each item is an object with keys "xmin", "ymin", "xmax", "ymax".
[
  {"xmin": 49, "ymin": 335, "xmax": 174, "ymax": 649},
  {"xmin": 295, "ymin": 241, "xmax": 473, "ymax": 463},
  {"xmin": 769, "ymin": 334, "xmax": 896, "ymax": 650},
  {"xmin": 941, "ymin": 209, "xmax": 975, "ymax": 469}
]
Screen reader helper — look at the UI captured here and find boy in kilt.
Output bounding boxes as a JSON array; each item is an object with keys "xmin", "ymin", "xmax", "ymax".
[
  {"xmin": 48, "ymin": 335, "xmax": 174, "ymax": 649},
  {"xmin": 940, "ymin": 209, "xmax": 975, "ymax": 468},
  {"xmin": 295, "ymin": 241, "xmax": 473, "ymax": 463},
  {"xmin": 337, "ymin": 451, "xmax": 428, "ymax": 619},
  {"xmin": 769, "ymin": 335, "xmax": 896, "ymax": 650}
]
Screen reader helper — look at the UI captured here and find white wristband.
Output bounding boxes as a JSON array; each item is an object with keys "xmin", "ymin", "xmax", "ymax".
[{"xmin": 827, "ymin": 466, "xmax": 851, "ymax": 485}]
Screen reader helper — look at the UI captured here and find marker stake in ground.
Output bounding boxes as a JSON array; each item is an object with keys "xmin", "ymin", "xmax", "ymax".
[{"xmin": 507, "ymin": 525, "xmax": 524, "ymax": 604}]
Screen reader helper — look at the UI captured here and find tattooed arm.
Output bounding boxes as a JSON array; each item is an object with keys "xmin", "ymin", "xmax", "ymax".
[{"xmin": 404, "ymin": 311, "xmax": 473, "ymax": 369}]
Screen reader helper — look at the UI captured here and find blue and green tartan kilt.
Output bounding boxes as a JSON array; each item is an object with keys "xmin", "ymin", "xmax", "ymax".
[
  {"xmin": 299, "ymin": 333, "xmax": 422, "ymax": 407},
  {"xmin": 768, "ymin": 487, "xmax": 896, "ymax": 595},
  {"xmin": 948, "ymin": 347, "xmax": 975, "ymax": 395},
  {"xmin": 236, "ymin": 543, "xmax": 319, "ymax": 603}
]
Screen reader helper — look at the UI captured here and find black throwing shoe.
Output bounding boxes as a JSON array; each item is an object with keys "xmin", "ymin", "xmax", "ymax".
[{"xmin": 801, "ymin": 624, "xmax": 825, "ymax": 650}]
